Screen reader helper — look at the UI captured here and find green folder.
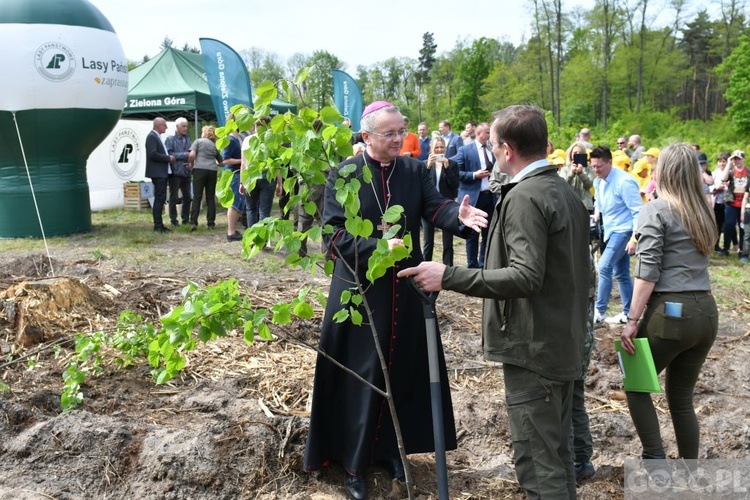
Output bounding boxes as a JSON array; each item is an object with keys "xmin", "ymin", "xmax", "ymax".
[{"xmin": 614, "ymin": 338, "xmax": 661, "ymax": 393}]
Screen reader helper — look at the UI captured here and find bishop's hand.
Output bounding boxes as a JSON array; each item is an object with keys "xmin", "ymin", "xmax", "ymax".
[{"xmin": 458, "ymin": 195, "xmax": 489, "ymax": 233}]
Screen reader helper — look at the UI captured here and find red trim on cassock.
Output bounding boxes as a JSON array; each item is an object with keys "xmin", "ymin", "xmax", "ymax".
[
  {"xmin": 329, "ymin": 228, "xmax": 345, "ymax": 260},
  {"xmin": 431, "ymin": 199, "xmax": 454, "ymax": 224}
]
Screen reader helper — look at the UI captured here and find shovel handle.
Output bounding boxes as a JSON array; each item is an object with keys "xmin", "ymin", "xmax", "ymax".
[{"xmin": 406, "ymin": 276, "xmax": 437, "ymax": 306}]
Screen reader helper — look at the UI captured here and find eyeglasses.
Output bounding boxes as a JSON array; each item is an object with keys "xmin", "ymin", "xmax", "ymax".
[
  {"xmin": 369, "ymin": 129, "xmax": 408, "ymax": 140},
  {"xmin": 617, "ymin": 142, "xmax": 626, "ymax": 146}
]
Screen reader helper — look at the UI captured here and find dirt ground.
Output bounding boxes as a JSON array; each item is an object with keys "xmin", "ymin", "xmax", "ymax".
[{"xmin": 0, "ymin": 220, "xmax": 748, "ymax": 499}]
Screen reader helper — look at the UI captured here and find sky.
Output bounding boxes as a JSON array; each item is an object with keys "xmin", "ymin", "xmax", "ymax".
[{"xmin": 90, "ymin": 0, "xmax": 596, "ymax": 70}]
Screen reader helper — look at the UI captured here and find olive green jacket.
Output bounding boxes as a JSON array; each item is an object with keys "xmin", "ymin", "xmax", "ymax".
[{"xmin": 442, "ymin": 165, "xmax": 590, "ymax": 381}]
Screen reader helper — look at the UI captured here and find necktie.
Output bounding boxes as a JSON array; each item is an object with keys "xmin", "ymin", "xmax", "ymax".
[{"xmin": 482, "ymin": 145, "xmax": 493, "ymax": 170}]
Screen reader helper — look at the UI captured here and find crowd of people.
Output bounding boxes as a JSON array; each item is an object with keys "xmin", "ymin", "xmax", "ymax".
[{"xmin": 144, "ymin": 109, "xmax": 731, "ymax": 498}]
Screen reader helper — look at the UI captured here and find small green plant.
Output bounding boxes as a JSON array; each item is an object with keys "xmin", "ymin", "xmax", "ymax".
[
  {"xmin": 92, "ymin": 248, "xmax": 106, "ymax": 261},
  {"xmin": 60, "ymin": 278, "xmax": 325, "ymax": 411}
]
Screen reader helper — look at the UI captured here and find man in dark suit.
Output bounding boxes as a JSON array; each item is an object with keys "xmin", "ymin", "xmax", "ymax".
[
  {"xmin": 145, "ymin": 117, "xmax": 175, "ymax": 232},
  {"xmin": 453, "ymin": 122, "xmax": 495, "ymax": 267},
  {"xmin": 439, "ymin": 120, "xmax": 464, "ymax": 158}
]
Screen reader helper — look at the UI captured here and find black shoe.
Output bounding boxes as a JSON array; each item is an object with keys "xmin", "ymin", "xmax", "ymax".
[
  {"xmin": 154, "ymin": 226, "xmax": 171, "ymax": 233},
  {"xmin": 190, "ymin": 224, "xmax": 198, "ymax": 232},
  {"xmin": 171, "ymin": 220, "xmax": 180, "ymax": 227},
  {"xmin": 226, "ymin": 231, "xmax": 242, "ymax": 242},
  {"xmin": 182, "ymin": 219, "xmax": 189, "ymax": 225},
  {"xmin": 379, "ymin": 458, "xmax": 405, "ymax": 481},
  {"xmin": 344, "ymin": 474, "xmax": 366, "ymax": 500},
  {"xmin": 207, "ymin": 224, "xmax": 216, "ymax": 230},
  {"xmin": 575, "ymin": 460, "xmax": 596, "ymax": 482}
]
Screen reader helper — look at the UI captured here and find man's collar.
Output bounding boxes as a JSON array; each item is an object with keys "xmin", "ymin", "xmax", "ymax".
[{"xmin": 510, "ymin": 158, "xmax": 550, "ymax": 183}]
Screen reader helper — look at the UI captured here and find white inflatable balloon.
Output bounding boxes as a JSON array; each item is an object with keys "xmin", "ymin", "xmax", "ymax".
[{"xmin": 0, "ymin": 0, "xmax": 127, "ymax": 237}]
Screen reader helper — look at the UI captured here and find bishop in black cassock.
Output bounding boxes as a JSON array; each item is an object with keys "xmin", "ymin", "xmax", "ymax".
[{"xmin": 303, "ymin": 103, "xmax": 486, "ymax": 495}]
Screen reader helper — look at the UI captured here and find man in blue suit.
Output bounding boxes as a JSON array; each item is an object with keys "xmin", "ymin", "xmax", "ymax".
[
  {"xmin": 453, "ymin": 122, "xmax": 495, "ymax": 267},
  {"xmin": 145, "ymin": 117, "xmax": 175, "ymax": 233},
  {"xmin": 439, "ymin": 120, "xmax": 464, "ymax": 158}
]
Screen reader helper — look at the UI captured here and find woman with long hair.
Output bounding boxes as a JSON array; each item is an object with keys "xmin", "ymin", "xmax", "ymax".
[
  {"xmin": 560, "ymin": 141, "xmax": 594, "ymax": 211},
  {"xmin": 620, "ymin": 143, "xmax": 718, "ymax": 460},
  {"xmin": 421, "ymin": 135, "xmax": 459, "ymax": 265},
  {"xmin": 188, "ymin": 125, "xmax": 222, "ymax": 230}
]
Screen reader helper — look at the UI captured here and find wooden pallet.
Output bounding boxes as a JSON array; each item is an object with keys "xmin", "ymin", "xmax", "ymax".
[
  {"xmin": 123, "ymin": 198, "xmax": 150, "ymax": 210},
  {"xmin": 123, "ymin": 183, "xmax": 142, "ymax": 198}
]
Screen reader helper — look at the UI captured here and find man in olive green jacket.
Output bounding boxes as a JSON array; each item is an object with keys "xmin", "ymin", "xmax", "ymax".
[{"xmin": 400, "ymin": 105, "xmax": 589, "ymax": 499}]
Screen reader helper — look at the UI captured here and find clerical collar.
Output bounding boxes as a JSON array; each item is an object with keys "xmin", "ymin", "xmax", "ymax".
[{"xmin": 364, "ymin": 151, "xmax": 395, "ymax": 168}]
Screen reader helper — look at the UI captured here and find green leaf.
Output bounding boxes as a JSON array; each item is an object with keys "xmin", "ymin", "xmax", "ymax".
[
  {"xmin": 339, "ymin": 163, "xmax": 357, "ymax": 177},
  {"xmin": 383, "ymin": 205, "xmax": 404, "ymax": 223},
  {"xmin": 382, "ymin": 224, "xmax": 401, "ymax": 240},
  {"xmin": 340, "ymin": 290, "xmax": 352, "ymax": 304},
  {"xmin": 155, "ymin": 369, "xmax": 172, "ymax": 385},
  {"xmin": 257, "ymin": 323, "xmax": 273, "ymax": 340},
  {"xmin": 350, "ymin": 307, "xmax": 363, "ymax": 326},
  {"xmin": 351, "ymin": 294, "xmax": 363, "ymax": 306},
  {"xmin": 361, "ymin": 218, "xmax": 374, "ymax": 238},
  {"xmin": 324, "ymin": 259, "xmax": 334, "ymax": 275},
  {"xmin": 293, "ymin": 302, "xmax": 314, "ymax": 319},
  {"xmin": 197, "ymin": 324, "xmax": 212, "ymax": 342},
  {"xmin": 256, "ymin": 81, "xmax": 278, "ymax": 102},
  {"xmin": 271, "ymin": 303, "xmax": 292, "ymax": 325},
  {"xmin": 345, "ymin": 217, "xmax": 362, "ymax": 237},
  {"xmin": 294, "ymin": 66, "xmax": 310, "ymax": 86},
  {"xmin": 332, "ymin": 309, "xmax": 350, "ymax": 323},
  {"xmin": 243, "ymin": 322, "xmax": 255, "ymax": 345},
  {"xmin": 320, "ymin": 106, "xmax": 342, "ymax": 124},
  {"xmin": 216, "ymin": 169, "xmax": 235, "ymax": 208}
]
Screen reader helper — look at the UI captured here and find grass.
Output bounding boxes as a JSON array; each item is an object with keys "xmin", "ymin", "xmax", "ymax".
[{"xmin": 3, "ymin": 211, "xmax": 747, "ymax": 302}]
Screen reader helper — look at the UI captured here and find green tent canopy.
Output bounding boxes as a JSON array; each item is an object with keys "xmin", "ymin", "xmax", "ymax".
[{"xmin": 123, "ymin": 47, "xmax": 296, "ymax": 121}]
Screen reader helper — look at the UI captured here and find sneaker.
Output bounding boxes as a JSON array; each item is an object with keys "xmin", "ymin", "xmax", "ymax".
[
  {"xmin": 741, "ymin": 256, "xmax": 749, "ymax": 264},
  {"xmin": 605, "ymin": 312, "xmax": 627, "ymax": 324},
  {"xmin": 717, "ymin": 249, "xmax": 729, "ymax": 256},
  {"xmin": 190, "ymin": 224, "xmax": 198, "ymax": 232},
  {"xmin": 594, "ymin": 310, "xmax": 605, "ymax": 324},
  {"xmin": 226, "ymin": 231, "xmax": 242, "ymax": 242},
  {"xmin": 575, "ymin": 461, "xmax": 596, "ymax": 482},
  {"xmin": 154, "ymin": 226, "xmax": 171, "ymax": 234},
  {"xmin": 170, "ymin": 220, "xmax": 180, "ymax": 227}
]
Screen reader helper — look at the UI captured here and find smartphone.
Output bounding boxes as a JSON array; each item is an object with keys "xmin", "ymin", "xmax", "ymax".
[{"xmin": 573, "ymin": 153, "xmax": 588, "ymax": 168}]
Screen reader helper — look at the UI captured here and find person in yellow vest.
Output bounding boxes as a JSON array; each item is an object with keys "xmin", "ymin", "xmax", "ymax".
[
  {"xmin": 612, "ymin": 149, "xmax": 631, "ymax": 172},
  {"xmin": 631, "ymin": 157, "xmax": 652, "ymax": 203}
]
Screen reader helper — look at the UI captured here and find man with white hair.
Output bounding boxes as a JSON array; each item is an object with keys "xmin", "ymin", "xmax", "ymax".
[
  {"xmin": 579, "ymin": 128, "xmax": 593, "ymax": 149},
  {"xmin": 145, "ymin": 117, "xmax": 175, "ymax": 232},
  {"xmin": 166, "ymin": 117, "xmax": 193, "ymax": 227}
]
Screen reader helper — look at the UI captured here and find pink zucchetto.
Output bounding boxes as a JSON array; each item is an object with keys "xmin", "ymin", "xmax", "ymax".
[{"xmin": 361, "ymin": 101, "xmax": 393, "ymax": 119}]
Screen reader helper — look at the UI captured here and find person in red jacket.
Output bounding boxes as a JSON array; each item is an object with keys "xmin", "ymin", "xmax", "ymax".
[{"xmin": 399, "ymin": 116, "xmax": 421, "ymax": 158}]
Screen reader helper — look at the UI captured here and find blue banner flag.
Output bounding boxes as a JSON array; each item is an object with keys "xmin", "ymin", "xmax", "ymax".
[
  {"xmin": 199, "ymin": 38, "xmax": 252, "ymax": 126},
  {"xmin": 332, "ymin": 69, "xmax": 363, "ymax": 132}
]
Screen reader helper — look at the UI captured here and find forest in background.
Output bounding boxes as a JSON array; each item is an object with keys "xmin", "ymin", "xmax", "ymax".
[{"xmin": 144, "ymin": 0, "xmax": 750, "ymax": 162}]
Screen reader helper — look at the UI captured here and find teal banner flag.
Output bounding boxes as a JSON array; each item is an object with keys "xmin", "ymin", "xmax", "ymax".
[
  {"xmin": 199, "ymin": 38, "xmax": 252, "ymax": 126},
  {"xmin": 332, "ymin": 69, "xmax": 363, "ymax": 132}
]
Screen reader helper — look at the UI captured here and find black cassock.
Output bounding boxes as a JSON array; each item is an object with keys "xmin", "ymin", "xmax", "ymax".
[{"xmin": 304, "ymin": 152, "xmax": 468, "ymax": 476}]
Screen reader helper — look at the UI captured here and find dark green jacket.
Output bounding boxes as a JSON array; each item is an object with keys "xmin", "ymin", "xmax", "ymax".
[{"xmin": 442, "ymin": 165, "xmax": 590, "ymax": 381}]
